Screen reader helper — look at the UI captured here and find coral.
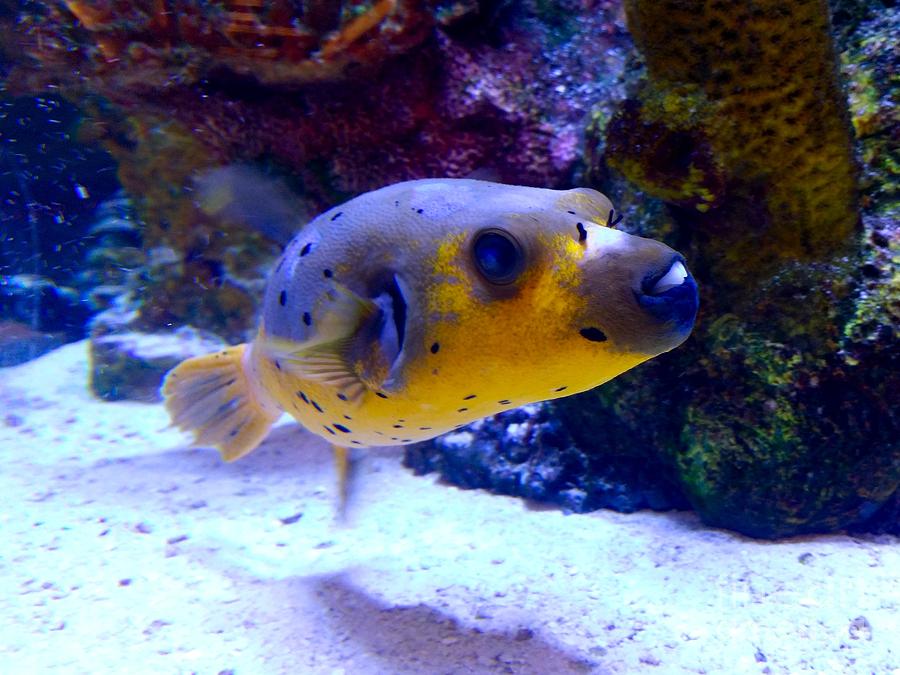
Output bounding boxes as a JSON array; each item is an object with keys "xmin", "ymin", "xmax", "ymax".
[
  {"xmin": 412, "ymin": 1, "xmax": 898, "ymax": 537},
  {"xmin": 77, "ymin": 193, "xmax": 144, "ymax": 312},
  {"xmin": 404, "ymin": 403, "xmax": 687, "ymax": 514},
  {"xmin": 840, "ymin": 9, "xmax": 900, "ymax": 212},
  {"xmin": 569, "ymin": 0, "xmax": 898, "ymax": 537},
  {"xmin": 674, "ymin": 214, "xmax": 898, "ymax": 536},
  {"xmin": 600, "ymin": 0, "xmax": 859, "ymax": 297},
  {"xmin": 14, "ymin": 0, "xmax": 437, "ymax": 88},
  {"xmin": 2, "ymin": 0, "xmax": 631, "ymax": 340}
]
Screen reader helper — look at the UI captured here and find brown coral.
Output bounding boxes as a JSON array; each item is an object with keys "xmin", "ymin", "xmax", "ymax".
[
  {"xmin": 18, "ymin": 0, "xmax": 435, "ymax": 88},
  {"xmin": 606, "ymin": 0, "xmax": 859, "ymax": 291}
]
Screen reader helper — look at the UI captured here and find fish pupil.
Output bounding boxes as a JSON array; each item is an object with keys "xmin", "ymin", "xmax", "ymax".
[{"xmin": 473, "ymin": 231, "xmax": 522, "ymax": 284}]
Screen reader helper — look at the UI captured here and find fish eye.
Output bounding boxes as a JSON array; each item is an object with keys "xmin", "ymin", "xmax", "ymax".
[{"xmin": 472, "ymin": 229, "xmax": 524, "ymax": 285}]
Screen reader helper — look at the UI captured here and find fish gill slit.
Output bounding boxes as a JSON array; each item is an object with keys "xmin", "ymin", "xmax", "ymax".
[{"xmin": 386, "ymin": 275, "xmax": 407, "ymax": 353}]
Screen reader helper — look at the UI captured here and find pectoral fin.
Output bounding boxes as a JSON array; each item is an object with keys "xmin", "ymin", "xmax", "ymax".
[{"xmin": 262, "ymin": 283, "xmax": 377, "ymax": 400}]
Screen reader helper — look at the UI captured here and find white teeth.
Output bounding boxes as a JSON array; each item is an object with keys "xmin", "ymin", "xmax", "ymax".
[{"xmin": 652, "ymin": 261, "xmax": 688, "ymax": 294}]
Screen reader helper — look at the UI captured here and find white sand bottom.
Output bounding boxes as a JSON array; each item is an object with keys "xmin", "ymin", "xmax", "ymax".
[{"xmin": 1, "ymin": 342, "xmax": 898, "ymax": 674}]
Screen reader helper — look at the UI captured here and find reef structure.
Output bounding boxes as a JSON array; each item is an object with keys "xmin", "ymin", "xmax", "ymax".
[
  {"xmin": 18, "ymin": 0, "xmax": 436, "ymax": 87},
  {"xmin": 409, "ymin": 1, "xmax": 899, "ymax": 538},
  {"xmin": 3, "ymin": 0, "xmax": 629, "ymax": 342},
  {"xmin": 566, "ymin": 0, "xmax": 899, "ymax": 537}
]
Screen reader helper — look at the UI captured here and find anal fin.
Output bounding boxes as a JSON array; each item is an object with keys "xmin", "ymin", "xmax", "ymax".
[
  {"xmin": 162, "ymin": 344, "xmax": 280, "ymax": 461},
  {"xmin": 332, "ymin": 444, "xmax": 364, "ymax": 521}
]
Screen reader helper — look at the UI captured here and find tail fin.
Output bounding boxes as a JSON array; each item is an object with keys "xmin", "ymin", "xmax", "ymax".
[{"xmin": 162, "ymin": 344, "xmax": 280, "ymax": 461}]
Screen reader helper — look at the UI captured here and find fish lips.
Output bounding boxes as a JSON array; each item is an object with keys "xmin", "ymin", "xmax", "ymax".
[{"xmin": 636, "ymin": 256, "xmax": 699, "ymax": 338}]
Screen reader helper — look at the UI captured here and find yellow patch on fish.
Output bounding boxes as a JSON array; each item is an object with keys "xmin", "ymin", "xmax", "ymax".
[{"xmin": 163, "ymin": 178, "xmax": 698, "ymax": 502}]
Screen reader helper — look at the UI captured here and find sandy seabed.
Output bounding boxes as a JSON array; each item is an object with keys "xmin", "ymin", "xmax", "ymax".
[{"xmin": 1, "ymin": 342, "xmax": 898, "ymax": 675}]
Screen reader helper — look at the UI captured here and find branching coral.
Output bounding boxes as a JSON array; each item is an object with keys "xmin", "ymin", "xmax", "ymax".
[{"xmin": 19, "ymin": 0, "xmax": 435, "ymax": 87}]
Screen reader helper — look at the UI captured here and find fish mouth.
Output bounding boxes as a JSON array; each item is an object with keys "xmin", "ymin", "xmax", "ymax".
[
  {"xmin": 636, "ymin": 256, "xmax": 699, "ymax": 334},
  {"xmin": 645, "ymin": 259, "xmax": 689, "ymax": 295}
]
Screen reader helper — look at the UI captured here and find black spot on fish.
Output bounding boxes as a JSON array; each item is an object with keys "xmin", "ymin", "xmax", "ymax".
[
  {"xmin": 376, "ymin": 392, "xmax": 388, "ymax": 399},
  {"xmin": 330, "ymin": 211, "xmax": 343, "ymax": 221},
  {"xmin": 554, "ymin": 386, "xmax": 568, "ymax": 392},
  {"xmin": 279, "ymin": 290, "xmax": 287, "ymax": 306},
  {"xmin": 230, "ymin": 427, "xmax": 240, "ymax": 437},
  {"xmin": 323, "ymin": 269, "xmax": 333, "ymax": 278},
  {"xmin": 576, "ymin": 222, "xmax": 587, "ymax": 242},
  {"xmin": 567, "ymin": 210, "xmax": 576, "ymax": 215},
  {"xmin": 463, "ymin": 394, "xmax": 476, "ymax": 400},
  {"xmin": 333, "ymin": 423, "xmax": 351, "ymax": 433},
  {"xmin": 401, "ymin": 439, "xmax": 413, "ymax": 443},
  {"xmin": 275, "ymin": 360, "xmax": 282, "ymax": 371},
  {"xmin": 419, "ymin": 426, "xmax": 432, "ymax": 431},
  {"xmin": 580, "ymin": 327, "xmax": 608, "ymax": 342},
  {"xmin": 337, "ymin": 392, "xmax": 348, "ymax": 401},
  {"xmin": 343, "ymin": 415, "xmax": 352, "ymax": 420},
  {"xmin": 416, "ymin": 208, "xmax": 424, "ymax": 214},
  {"xmin": 606, "ymin": 208, "xmax": 623, "ymax": 228},
  {"xmin": 458, "ymin": 407, "xmax": 468, "ymax": 413},
  {"xmin": 430, "ymin": 342, "xmax": 440, "ymax": 354},
  {"xmin": 394, "ymin": 200, "xmax": 400, "ymax": 207},
  {"xmin": 303, "ymin": 312, "xmax": 312, "ymax": 326},
  {"xmin": 300, "ymin": 242, "xmax": 312, "ymax": 257},
  {"xmin": 312, "ymin": 400, "xmax": 324, "ymax": 413},
  {"xmin": 393, "ymin": 424, "xmax": 404, "ymax": 429},
  {"xmin": 351, "ymin": 440, "xmax": 362, "ymax": 445},
  {"xmin": 499, "ymin": 399, "xmax": 511, "ymax": 405},
  {"xmin": 375, "ymin": 431, "xmax": 385, "ymax": 436},
  {"xmin": 225, "ymin": 379, "xmax": 236, "ymax": 386},
  {"xmin": 297, "ymin": 390, "xmax": 309, "ymax": 404},
  {"xmin": 390, "ymin": 436, "xmax": 399, "ymax": 441},
  {"xmin": 323, "ymin": 425, "xmax": 336, "ymax": 435}
]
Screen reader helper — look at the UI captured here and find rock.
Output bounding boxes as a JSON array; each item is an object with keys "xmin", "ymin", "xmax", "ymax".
[
  {"xmin": 89, "ymin": 325, "xmax": 227, "ymax": 402},
  {"xmin": 410, "ymin": 2, "xmax": 899, "ymax": 538},
  {"xmin": 0, "ymin": 320, "xmax": 65, "ymax": 367},
  {"xmin": 0, "ymin": 274, "xmax": 90, "ymax": 340},
  {"xmin": 404, "ymin": 404, "xmax": 688, "ymax": 514},
  {"xmin": 568, "ymin": 2, "xmax": 900, "ymax": 537}
]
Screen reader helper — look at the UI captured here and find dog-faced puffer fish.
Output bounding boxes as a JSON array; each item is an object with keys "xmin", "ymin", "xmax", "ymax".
[{"xmin": 163, "ymin": 179, "xmax": 698, "ymax": 485}]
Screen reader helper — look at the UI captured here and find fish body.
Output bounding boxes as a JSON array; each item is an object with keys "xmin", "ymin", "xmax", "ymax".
[{"xmin": 164, "ymin": 179, "xmax": 698, "ymax": 467}]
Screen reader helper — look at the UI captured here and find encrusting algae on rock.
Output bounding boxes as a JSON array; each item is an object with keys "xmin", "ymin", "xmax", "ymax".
[
  {"xmin": 163, "ymin": 178, "xmax": 699, "ymax": 501},
  {"xmin": 606, "ymin": 0, "xmax": 859, "ymax": 292},
  {"xmin": 563, "ymin": 0, "xmax": 899, "ymax": 537}
]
